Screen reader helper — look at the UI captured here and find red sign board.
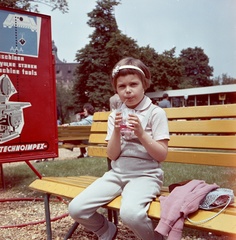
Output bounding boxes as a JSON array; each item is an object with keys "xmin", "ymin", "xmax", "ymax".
[{"xmin": 0, "ymin": 7, "xmax": 58, "ymax": 163}]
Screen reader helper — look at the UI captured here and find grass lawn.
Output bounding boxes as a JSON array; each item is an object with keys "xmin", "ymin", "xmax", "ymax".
[{"xmin": 2, "ymin": 157, "xmax": 236, "ymax": 194}]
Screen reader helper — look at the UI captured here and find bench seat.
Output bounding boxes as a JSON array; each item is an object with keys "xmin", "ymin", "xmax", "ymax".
[{"xmin": 29, "ymin": 175, "xmax": 236, "ymax": 236}]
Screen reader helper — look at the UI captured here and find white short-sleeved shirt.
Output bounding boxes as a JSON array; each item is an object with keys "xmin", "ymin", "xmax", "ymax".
[{"xmin": 106, "ymin": 96, "xmax": 169, "ymax": 174}]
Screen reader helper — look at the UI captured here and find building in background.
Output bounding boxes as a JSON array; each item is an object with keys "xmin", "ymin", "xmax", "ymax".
[
  {"xmin": 52, "ymin": 41, "xmax": 78, "ymax": 123},
  {"xmin": 52, "ymin": 41, "xmax": 78, "ymax": 87},
  {"xmin": 147, "ymin": 84, "xmax": 236, "ymax": 107}
]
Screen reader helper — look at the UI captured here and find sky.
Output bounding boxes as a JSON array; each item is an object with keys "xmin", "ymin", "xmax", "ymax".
[{"xmin": 38, "ymin": 0, "xmax": 236, "ymax": 78}]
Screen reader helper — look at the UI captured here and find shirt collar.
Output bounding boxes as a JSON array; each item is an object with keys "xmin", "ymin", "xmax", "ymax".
[{"xmin": 121, "ymin": 95, "xmax": 152, "ymax": 111}]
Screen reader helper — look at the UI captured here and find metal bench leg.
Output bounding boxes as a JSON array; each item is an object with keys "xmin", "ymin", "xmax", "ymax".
[
  {"xmin": 113, "ymin": 210, "xmax": 119, "ymax": 225},
  {"xmin": 107, "ymin": 209, "xmax": 113, "ymax": 222},
  {"xmin": 64, "ymin": 222, "xmax": 79, "ymax": 240},
  {"xmin": 107, "ymin": 209, "xmax": 119, "ymax": 225},
  {"xmin": 44, "ymin": 193, "xmax": 52, "ymax": 240}
]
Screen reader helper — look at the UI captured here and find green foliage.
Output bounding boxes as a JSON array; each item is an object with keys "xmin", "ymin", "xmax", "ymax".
[
  {"xmin": 0, "ymin": 0, "xmax": 69, "ymax": 13},
  {"xmin": 56, "ymin": 81, "xmax": 74, "ymax": 123},
  {"xmin": 179, "ymin": 47, "xmax": 214, "ymax": 87},
  {"xmin": 73, "ymin": 0, "xmax": 123, "ymax": 110},
  {"xmin": 213, "ymin": 73, "xmax": 236, "ymax": 85},
  {"xmin": 153, "ymin": 48, "xmax": 183, "ymax": 91},
  {"xmin": 0, "ymin": 0, "xmax": 29, "ymax": 11}
]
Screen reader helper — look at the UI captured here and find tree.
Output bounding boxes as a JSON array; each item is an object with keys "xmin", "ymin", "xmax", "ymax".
[
  {"xmin": 156, "ymin": 48, "xmax": 182, "ymax": 91},
  {"xmin": 213, "ymin": 73, "xmax": 236, "ymax": 85},
  {"xmin": 73, "ymin": 0, "xmax": 120, "ymax": 110},
  {"xmin": 138, "ymin": 45, "xmax": 160, "ymax": 92},
  {"xmin": 73, "ymin": 0, "xmax": 142, "ymax": 110},
  {"xmin": 56, "ymin": 80, "xmax": 74, "ymax": 124},
  {"xmin": 179, "ymin": 47, "xmax": 214, "ymax": 88},
  {"xmin": 0, "ymin": 0, "xmax": 68, "ymax": 13},
  {"xmin": 139, "ymin": 47, "xmax": 183, "ymax": 92}
]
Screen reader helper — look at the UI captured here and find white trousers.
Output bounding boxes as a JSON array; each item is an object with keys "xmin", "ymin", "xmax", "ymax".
[{"xmin": 68, "ymin": 169, "xmax": 163, "ymax": 240}]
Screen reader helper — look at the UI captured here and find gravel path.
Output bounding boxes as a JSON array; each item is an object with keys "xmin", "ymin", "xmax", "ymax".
[{"xmin": 0, "ymin": 190, "xmax": 137, "ymax": 240}]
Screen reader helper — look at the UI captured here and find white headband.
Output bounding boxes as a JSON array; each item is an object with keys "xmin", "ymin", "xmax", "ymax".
[{"xmin": 112, "ymin": 65, "xmax": 145, "ymax": 78}]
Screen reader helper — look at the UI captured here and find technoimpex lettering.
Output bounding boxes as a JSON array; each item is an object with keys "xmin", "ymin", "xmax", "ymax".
[{"xmin": 0, "ymin": 142, "xmax": 48, "ymax": 153}]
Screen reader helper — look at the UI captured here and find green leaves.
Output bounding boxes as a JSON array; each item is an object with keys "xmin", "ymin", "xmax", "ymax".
[
  {"xmin": 0, "ymin": 0, "xmax": 69, "ymax": 13},
  {"xmin": 179, "ymin": 47, "xmax": 214, "ymax": 87}
]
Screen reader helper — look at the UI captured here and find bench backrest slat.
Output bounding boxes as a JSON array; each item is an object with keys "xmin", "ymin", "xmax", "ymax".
[
  {"xmin": 89, "ymin": 134, "xmax": 107, "ymax": 144},
  {"xmin": 169, "ymin": 135, "xmax": 236, "ymax": 149},
  {"xmin": 168, "ymin": 120, "xmax": 236, "ymax": 133},
  {"xmin": 164, "ymin": 104, "xmax": 236, "ymax": 119},
  {"xmin": 93, "ymin": 111, "xmax": 111, "ymax": 121},
  {"xmin": 58, "ymin": 125, "xmax": 91, "ymax": 141},
  {"xmin": 166, "ymin": 151, "xmax": 236, "ymax": 167},
  {"xmin": 91, "ymin": 122, "xmax": 108, "ymax": 132}
]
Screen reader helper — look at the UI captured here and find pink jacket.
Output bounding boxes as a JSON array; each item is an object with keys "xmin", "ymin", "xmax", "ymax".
[{"xmin": 155, "ymin": 180, "xmax": 219, "ymax": 240}]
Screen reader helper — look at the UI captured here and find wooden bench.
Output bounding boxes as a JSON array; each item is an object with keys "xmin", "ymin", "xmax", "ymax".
[
  {"xmin": 29, "ymin": 104, "xmax": 236, "ymax": 240},
  {"xmin": 57, "ymin": 125, "xmax": 91, "ymax": 150}
]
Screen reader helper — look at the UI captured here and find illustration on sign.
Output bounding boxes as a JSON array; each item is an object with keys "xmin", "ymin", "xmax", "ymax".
[
  {"xmin": 0, "ymin": 10, "xmax": 41, "ymax": 57},
  {"xmin": 0, "ymin": 74, "xmax": 31, "ymax": 143}
]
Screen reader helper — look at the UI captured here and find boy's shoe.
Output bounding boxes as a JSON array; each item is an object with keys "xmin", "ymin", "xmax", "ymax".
[{"xmin": 98, "ymin": 222, "xmax": 117, "ymax": 240}]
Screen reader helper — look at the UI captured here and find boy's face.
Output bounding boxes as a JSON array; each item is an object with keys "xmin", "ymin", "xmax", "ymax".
[{"xmin": 116, "ymin": 74, "xmax": 144, "ymax": 109}]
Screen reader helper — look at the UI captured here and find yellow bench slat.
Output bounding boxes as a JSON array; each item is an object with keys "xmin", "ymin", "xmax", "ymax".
[
  {"xmin": 169, "ymin": 135, "xmax": 236, "ymax": 150},
  {"xmin": 148, "ymin": 201, "xmax": 236, "ymax": 236},
  {"xmin": 168, "ymin": 119, "xmax": 236, "ymax": 133},
  {"xmin": 91, "ymin": 122, "xmax": 108, "ymax": 132},
  {"xmin": 93, "ymin": 111, "xmax": 111, "ymax": 121},
  {"xmin": 42, "ymin": 176, "xmax": 98, "ymax": 188},
  {"xmin": 88, "ymin": 146, "xmax": 107, "ymax": 157},
  {"xmin": 165, "ymin": 104, "xmax": 236, "ymax": 119},
  {"xmin": 89, "ymin": 134, "xmax": 107, "ymax": 144},
  {"xmin": 29, "ymin": 179, "xmax": 84, "ymax": 199},
  {"xmin": 166, "ymin": 150, "xmax": 236, "ymax": 167},
  {"xmin": 57, "ymin": 126, "xmax": 91, "ymax": 141}
]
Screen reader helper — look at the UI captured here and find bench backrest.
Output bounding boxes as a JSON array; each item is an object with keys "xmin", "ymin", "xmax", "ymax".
[
  {"xmin": 88, "ymin": 104, "xmax": 236, "ymax": 168},
  {"xmin": 58, "ymin": 125, "xmax": 91, "ymax": 142}
]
